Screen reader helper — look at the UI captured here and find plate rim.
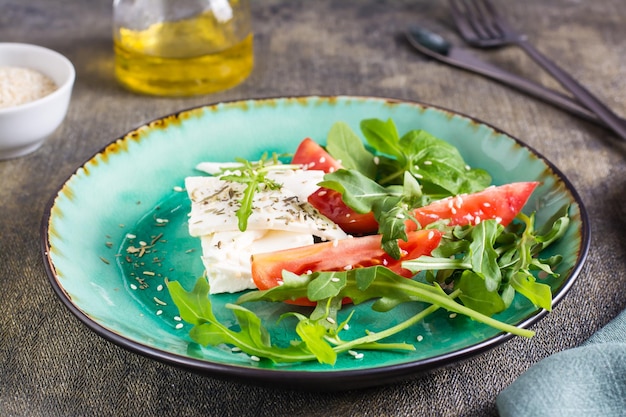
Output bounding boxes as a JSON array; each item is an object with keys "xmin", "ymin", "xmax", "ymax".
[{"xmin": 40, "ymin": 94, "xmax": 591, "ymax": 391}]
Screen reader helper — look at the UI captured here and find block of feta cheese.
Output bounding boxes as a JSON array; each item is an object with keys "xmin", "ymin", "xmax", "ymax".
[{"xmin": 185, "ymin": 168, "xmax": 349, "ymax": 293}]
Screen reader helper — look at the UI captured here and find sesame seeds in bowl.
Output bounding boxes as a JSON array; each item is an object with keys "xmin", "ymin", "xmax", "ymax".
[
  {"xmin": 0, "ymin": 66, "xmax": 58, "ymax": 109},
  {"xmin": 0, "ymin": 43, "xmax": 75, "ymax": 160}
]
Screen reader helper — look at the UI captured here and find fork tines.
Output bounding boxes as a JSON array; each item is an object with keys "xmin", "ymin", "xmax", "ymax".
[{"xmin": 448, "ymin": 0, "xmax": 508, "ymax": 47}]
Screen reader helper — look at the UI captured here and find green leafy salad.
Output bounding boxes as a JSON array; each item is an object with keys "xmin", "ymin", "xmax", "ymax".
[{"xmin": 166, "ymin": 118, "xmax": 570, "ymax": 366}]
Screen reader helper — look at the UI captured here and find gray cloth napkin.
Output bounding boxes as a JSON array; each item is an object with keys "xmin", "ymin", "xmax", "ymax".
[{"xmin": 496, "ymin": 309, "xmax": 626, "ymax": 417}]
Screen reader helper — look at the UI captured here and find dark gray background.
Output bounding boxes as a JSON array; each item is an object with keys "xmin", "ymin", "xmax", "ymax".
[{"xmin": 1, "ymin": 1, "xmax": 625, "ymax": 416}]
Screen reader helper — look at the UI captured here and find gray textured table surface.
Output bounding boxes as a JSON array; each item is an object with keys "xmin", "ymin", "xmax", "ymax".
[{"xmin": 1, "ymin": 1, "xmax": 626, "ymax": 416}]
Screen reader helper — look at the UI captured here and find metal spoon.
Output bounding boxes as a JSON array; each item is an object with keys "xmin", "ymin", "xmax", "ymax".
[{"xmin": 405, "ymin": 26, "xmax": 625, "ymax": 129}]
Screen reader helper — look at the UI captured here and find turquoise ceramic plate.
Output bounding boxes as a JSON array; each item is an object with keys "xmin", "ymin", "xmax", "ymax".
[{"xmin": 42, "ymin": 96, "xmax": 590, "ymax": 391}]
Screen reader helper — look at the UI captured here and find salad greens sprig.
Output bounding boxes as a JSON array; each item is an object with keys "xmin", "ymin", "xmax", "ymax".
[
  {"xmin": 404, "ymin": 206, "xmax": 570, "ymax": 316},
  {"xmin": 167, "ymin": 263, "xmax": 536, "ymax": 366},
  {"xmin": 215, "ymin": 152, "xmax": 298, "ymax": 232}
]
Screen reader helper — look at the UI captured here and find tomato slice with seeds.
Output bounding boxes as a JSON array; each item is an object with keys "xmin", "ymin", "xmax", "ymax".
[
  {"xmin": 310, "ymin": 181, "xmax": 538, "ymax": 234},
  {"xmin": 308, "ymin": 188, "xmax": 379, "ymax": 235},
  {"xmin": 251, "ymin": 229, "xmax": 443, "ymax": 305},
  {"xmin": 292, "ymin": 138, "xmax": 378, "ymax": 235},
  {"xmin": 407, "ymin": 182, "xmax": 539, "ymax": 231},
  {"xmin": 291, "ymin": 138, "xmax": 343, "ymax": 173}
]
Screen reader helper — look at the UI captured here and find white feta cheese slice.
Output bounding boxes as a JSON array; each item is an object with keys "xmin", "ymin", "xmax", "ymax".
[
  {"xmin": 185, "ymin": 170, "xmax": 347, "ymax": 242},
  {"xmin": 200, "ymin": 229, "xmax": 313, "ymax": 294}
]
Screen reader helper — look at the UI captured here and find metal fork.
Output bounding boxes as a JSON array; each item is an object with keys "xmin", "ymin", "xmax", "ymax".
[{"xmin": 449, "ymin": 0, "xmax": 626, "ymax": 141}]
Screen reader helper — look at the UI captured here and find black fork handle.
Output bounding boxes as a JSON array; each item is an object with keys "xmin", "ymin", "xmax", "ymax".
[
  {"xmin": 517, "ymin": 38, "xmax": 626, "ymax": 141},
  {"xmin": 442, "ymin": 48, "xmax": 619, "ymax": 127}
]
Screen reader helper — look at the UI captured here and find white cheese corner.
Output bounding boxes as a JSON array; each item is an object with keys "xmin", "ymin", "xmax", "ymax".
[{"xmin": 200, "ymin": 230, "xmax": 314, "ymax": 294}]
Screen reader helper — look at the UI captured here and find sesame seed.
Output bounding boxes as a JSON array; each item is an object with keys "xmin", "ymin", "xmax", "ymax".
[
  {"xmin": 156, "ymin": 310, "xmax": 163, "ymax": 315},
  {"xmin": 449, "ymin": 313, "xmax": 457, "ymax": 319},
  {"xmin": 174, "ymin": 316, "xmax": 182, "ymax": 321},
  {"xmin": 343, "ymin": 324, "xmax": 350, "ymax": 330},
  {"xmin": 173, "ymin": 186, "xmax": 184, "ymax": 192},
  {"xmin": 417, "ymin": 335, "xmax": 424, "ymax": 342},
  {"xmin": 348, "ymin": 350, "xmax": 358, "ymax": 357},
  {"xmin": 331, "ymin": 277, "xmax": 340, "ymax": 282},
  {"xmin": 427, "ymin": 231, "xmax": 435, "ymax": 240},
  {"xmin": 343, "ymin": 265, "xmax": 353, "ymax": 270},
  {"xmin": 354, "ymin": 353, "xmax": 364, "ymax": 359},
  {"xmin": 326, "ymin": 317, "xmax": 336, "ymax": 324},
  {"xmin": 175, "ymin": 323, "xmax": 184, "ymax": 329},
  {"xmin": 319, "ymin": 156, "xmax": 326, "ymax": 163},
  {"xmin": 317, "ymin": 190, "xmax": 327, "ymax": 197},
  {"xmin": 495, "ymin": 217, "xmax": 503, "ymax": 224},
  {"xmin": 250, "ymin": 355, "xmax": 261, "ymax": 362},
  {"xmin": 130, "ymin": 284, "xmax": 138, "ymax": 290},
  {"xmin": 231, "ymin": 347, "xmax": 242, "ymax": 352},
  {"xmin": 373, "ymin": 156, "xmax": 380, "ymax": 165},
  {"xmin": 126, "ymin": 233, "xmax": 136, "ymax": 239},
  {"xmin": 153, "ymin": 297, "xmax": 167, "ymax": 306},
  {"xmin": 475, "ymin": 216, "xmax": 481, "ymax": 225},
  {"xmin": 424, "ymin": 160, "xmax": 432, "ymax": 165},
  {"xmin": 157, "ymin": 284, "xmax": 163, "ymax": 291},
  {"xmin": 483, "ymin": 202, "xmax": 491, "ymax": 207}
]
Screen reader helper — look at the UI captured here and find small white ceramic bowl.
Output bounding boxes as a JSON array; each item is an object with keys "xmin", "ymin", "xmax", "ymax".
[{"xmin": 0, "ymin": 43, "xmax": 75, "ymax": 160}]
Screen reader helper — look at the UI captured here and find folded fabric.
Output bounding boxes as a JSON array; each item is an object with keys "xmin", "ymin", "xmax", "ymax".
[{"xmin": 496, "ymin": 309, "xmax": 626, "ymax": 417}]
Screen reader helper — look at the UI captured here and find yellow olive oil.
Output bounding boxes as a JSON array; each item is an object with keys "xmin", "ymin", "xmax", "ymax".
[{"xmin": 114, "ymin": 10, "xmax": 253, "ymax": 96}]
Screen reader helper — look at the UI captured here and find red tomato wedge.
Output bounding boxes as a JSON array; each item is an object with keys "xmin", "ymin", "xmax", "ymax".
[
  {"xmin": 291, "ymin": 138, "xmax": 343, "ymax": 173},
  {"xmin": 308, "ymin": 188, "xmax": 379, "ymax": 235},
  {"xmin": 407, "ymin": 181, "xmax": 539, "ymax": 231},
  {"xmin": 292, "ymin": 138, "xmax": 378, "ymax": 235},
  {"xmin": 251, "ymin": 229, "xmax": 443, "ymax": 305}
]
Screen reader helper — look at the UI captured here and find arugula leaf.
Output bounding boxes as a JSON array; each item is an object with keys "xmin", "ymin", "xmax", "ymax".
[
  {"xmin": 397, "ymin": 129, "xmax": 491, "ymax": 194},
  {"xmin": 326, "ymin": 122, "xmax": 378, "ymax": 179},
  {"xmin": 360, "ymin": 118, "xmax": 404, "ymax": 161},
  {"xmin": 319, "ymin": 169, "xmax": 394, "ymax": 214},
  {"xmin": 469, "ymin": 220, "xmax": 503, "ymax": 292},
  {"xmin": 509, "ymin": 272, "xmax": 553, "ymax": 311},
  {"xmin": 294, "ymin": 318, "xmax": 337, "ymax": 365},
  {"xmin": 168, "ymin": 278, "xmax": 323, "ymax": 363},
  {"xmin": 215, "ymin": 153, "xmax": 299, "ymax": 232},
  {"xmin": 457, "ymin": 270, "xmax": 506, "ymax": 316}
]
